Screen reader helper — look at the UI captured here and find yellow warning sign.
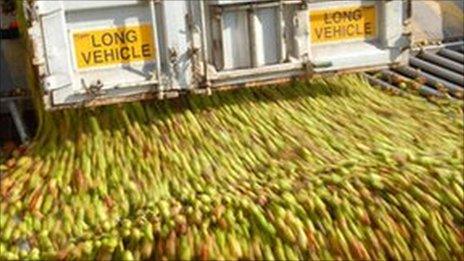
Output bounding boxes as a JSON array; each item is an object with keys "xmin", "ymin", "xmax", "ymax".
[
  {"xmin": 73, "ymin": 25, "xmax": 155, "ymax": 69},
  {"xmin": 310, "ymin": 5, "xmax": 377, "ymax": 44}
]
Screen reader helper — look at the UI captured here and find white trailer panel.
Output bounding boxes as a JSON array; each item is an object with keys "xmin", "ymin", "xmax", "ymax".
[{"xmin": 23, "ymin": 0, "xmax": 411, "ymax": 110}]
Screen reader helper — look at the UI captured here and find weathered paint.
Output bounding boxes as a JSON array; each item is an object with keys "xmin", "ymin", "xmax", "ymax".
[{"xmin": 23, "ymin": 0, "xmax": 411, "ymax": 110}]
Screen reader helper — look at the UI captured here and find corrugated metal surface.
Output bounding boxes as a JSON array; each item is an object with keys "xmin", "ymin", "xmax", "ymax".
[{"xmin": 23, "ymin": 0, "xmax": 411, "ymax": 110}]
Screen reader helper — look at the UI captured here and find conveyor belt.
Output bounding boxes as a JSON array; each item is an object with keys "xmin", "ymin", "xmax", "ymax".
[{"xmin": 365, "ymin": 41, "xmax": 464, "ymax": 100}]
